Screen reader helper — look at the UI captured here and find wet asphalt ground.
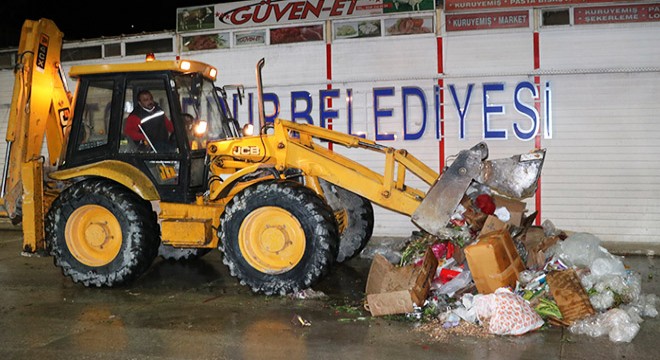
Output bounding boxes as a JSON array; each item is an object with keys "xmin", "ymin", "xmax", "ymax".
[{"xmin": 1, "ymin": 228, "xmax": 659, "ymax": 360}]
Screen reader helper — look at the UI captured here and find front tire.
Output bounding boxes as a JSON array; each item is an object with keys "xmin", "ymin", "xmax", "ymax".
[
  {"xmin": 219, "ymin": 180, "xmax": 338, "ymax": 295},
  {"xmin": 45, "ymin": 179, "xmax": 160, "ymax": 287}
]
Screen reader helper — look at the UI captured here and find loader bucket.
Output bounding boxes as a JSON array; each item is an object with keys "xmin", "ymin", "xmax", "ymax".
[
  {"xmin": 411, "ymin": 142, "xmax": 545, "ymax": 238},
  {"xmin": 476, "ymin": 148, "xmax": 546, "ymax": 199}
]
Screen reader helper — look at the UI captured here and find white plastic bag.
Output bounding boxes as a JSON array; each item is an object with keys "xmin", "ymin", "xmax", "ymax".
[
  {"xmin": 569, "ymin": 308, "xmax": 640, "ymax": 343},
  {"xmin": 556, "ymin": 232, "xmax": 625, "ymax": 279},
  {"xmin": 471, "ymin": 288, "xmax": 544, "ymax": 335},
  {"xmin": 557, "ymin": 232, "xmax": 604, "ymax": 267}
]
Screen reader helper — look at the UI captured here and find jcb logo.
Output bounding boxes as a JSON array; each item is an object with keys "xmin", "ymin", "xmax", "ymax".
[
  {"xmin": 232, "ymin": 146, "xmax": 260, "ymax": 156},
  {"xmin": 36, "ymin": 34, "xmax": 49, "ymax": 71},
  {"xmin": 59, "ymin": 108, "xmax": 70, "ymax": 127},
  {"xmin": 158, "ymin": 165, "xmax": 177, "ymax": 180}
]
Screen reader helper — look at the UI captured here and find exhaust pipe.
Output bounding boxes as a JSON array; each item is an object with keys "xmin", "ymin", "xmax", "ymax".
[{"xmin": 255, "ymin": 58, "xmax": 266, "ymax": 135}]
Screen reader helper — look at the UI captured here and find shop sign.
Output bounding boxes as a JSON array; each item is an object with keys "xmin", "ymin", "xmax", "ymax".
[
  {"xmin": 575, "ymin": 4, "xmax": 660, "ymax": 25},
  {"xmin": 446, "ymin": 10, "xmax": 529, "ymax": 31},
  {"xmin": 445, "ymin": 0, "xmax": 627, "ymax": 13},
  {"xmin": 234, "ymin": 31, "xmax": 267, "ymax": 46}
]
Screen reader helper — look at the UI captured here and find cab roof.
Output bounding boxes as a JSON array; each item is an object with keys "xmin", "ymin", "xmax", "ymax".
[{"xmin": 68, "ymin": 59, "xmax": 217, "ymax": 81}]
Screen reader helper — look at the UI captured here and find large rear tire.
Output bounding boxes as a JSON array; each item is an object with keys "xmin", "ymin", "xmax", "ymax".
[
  {"xmin": 219, "ymin": 180, "xmax": 338, "ymax": 295},
  {"xmin": 320, "ymin": 179, "xmax": 374, "ymax": 263},
  {"xmin": 45, "ymin": 179, "xmax": 160, "ymax": 287}
]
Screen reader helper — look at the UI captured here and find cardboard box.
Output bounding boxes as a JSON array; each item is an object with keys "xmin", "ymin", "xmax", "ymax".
[
  {"xmin": 480, "ymin": 215, "xmax": 508, "ymax": 235},
  {"xmin": 522, "ymin": 226, "xmax": 545, "ymax": 248},
  {"xmin": 492, "ymin": 194, "xmax": 526, "ymax": 226},
  {"xmin": 546, "ymin": 269, "xmax": 595, "ymax": 324},
  {"xmin": 365, "ymin": 248, "xmax": 438, "ymax": 316},
  {"xmin": 464, "ymin": 229, "xmax": 525, "ymax": 294},
  {"xmin": 519, "ymin": 223, "xmax": 565, "ymax": 269}
]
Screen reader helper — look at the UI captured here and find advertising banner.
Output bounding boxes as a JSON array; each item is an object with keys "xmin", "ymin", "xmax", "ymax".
[{"xmin": 177, "ymin": 0, "xmax": 437, "ymax": 32}]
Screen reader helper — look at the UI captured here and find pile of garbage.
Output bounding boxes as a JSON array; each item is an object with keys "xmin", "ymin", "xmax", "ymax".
[{"xmin": 362, "ymin": 184, "xmax": 658, "ymax": 343}]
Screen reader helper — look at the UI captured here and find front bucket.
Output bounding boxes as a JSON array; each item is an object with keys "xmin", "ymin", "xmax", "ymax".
[
  {"xmin": 411, "ymin": 143, "xmax": 545, "ymax": 237},
  {"xmin": 476, "ymin": 148, "xmax": 546, "ymax": 199}
]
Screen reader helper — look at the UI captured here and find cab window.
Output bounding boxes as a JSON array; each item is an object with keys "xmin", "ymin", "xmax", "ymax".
[{"xmin": 75, "ymin": 80, "xmax": 113, "ymax": 151}]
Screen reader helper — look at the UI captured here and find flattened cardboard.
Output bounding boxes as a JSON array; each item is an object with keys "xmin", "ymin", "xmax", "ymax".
[
  {"xmin": 546, "ymin": 269, "xmax": 595, "ymax": 324},
  {"xmin": 464, "ymin": 229, "xmax": 525, "ymax": 294},
  {"xmin": 365, "ymin": 248, "xmax": 438, "ymax": 316},
  {"xmin": 366, "ymin": 291, "xmax": 414, "ymax": 316}
]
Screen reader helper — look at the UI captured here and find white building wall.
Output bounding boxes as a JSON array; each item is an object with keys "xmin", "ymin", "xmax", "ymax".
[
  {"xmin": 332, "ymin": 34, "xmax": 439, "ymax": 237},
  {"xmin": 541, "ymin": 72, "xmax": 660, "ymax": 245},
  {"xmin": 541, "ymin": 24, "xmax": 660, "ymax": 69},
  {"xmin": 537, "ymin": 23, "xmax": 660, "ymax": 246},
  {"xmin": 1, "ymin": 9, "xmax": 659, "ymax": 248}
]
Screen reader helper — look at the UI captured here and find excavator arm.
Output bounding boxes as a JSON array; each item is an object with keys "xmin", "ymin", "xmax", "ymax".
[{"xmin": 0, "ymin": 18, "xmax": 72, "ymax": 252}]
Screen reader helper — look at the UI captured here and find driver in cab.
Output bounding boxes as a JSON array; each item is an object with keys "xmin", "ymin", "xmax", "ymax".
[{"xmin": 124, "ymin": 90, "xmax": 174, "ymax": 153}]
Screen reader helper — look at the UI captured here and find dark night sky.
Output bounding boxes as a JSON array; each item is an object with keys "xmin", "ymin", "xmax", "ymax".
[{"xmin": 0, "ymin": 1, "xmax": 221, "ymax": 49}]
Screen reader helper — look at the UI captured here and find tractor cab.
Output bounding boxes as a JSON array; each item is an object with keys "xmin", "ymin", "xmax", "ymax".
[{"xmin": 61, "ymin": 58, "xmax": 242, "ymax": 203}]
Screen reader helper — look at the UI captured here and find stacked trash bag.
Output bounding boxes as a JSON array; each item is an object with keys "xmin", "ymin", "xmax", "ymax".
[{"xmin": 379, "ymin": 187, "xmax": 658, "ymax": 343}]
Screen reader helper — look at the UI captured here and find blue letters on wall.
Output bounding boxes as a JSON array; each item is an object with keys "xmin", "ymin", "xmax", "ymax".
[{"xmin": 234, "ymin": 81, "xmax": 552, "ymax": 141}]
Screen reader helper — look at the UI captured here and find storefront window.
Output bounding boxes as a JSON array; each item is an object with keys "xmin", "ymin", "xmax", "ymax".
[{"xmin": 543, "ymin": 9, "xmax": 570, "ymax": 26}]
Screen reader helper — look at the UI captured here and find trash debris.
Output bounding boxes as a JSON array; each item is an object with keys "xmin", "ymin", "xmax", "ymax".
[
  {"xmin": 474, "ymin": 193, "xmax": 496, "ymax": 215},
  {"xmin": 364, "ymin": 248, "xmax": 438, "ymax": 316},
  {"xmin": 288, "ymin": 288, "xmax": 328, "ymax": 300},
  {"xmin": 362, "ymin": 178, "xmax": 658, "ymax": 343},
  {"xmin": 291, "ymin": 314, "xmax": 311, "ymax": 327},
  {"xmin": 464, "ymin": 229, "xmax": 525, "ymax": 294},
  {"xmin": 417, "ymin": 319, "xmax": 493, "ymax": 341},
  {"xmin": 545, "ymin": 269, "xmax": 595, "ymax": 324},
  {"xmin": 534, "ymin": 297, "xmax": 563, "ymax": 322},
  {"xmin": 359, "ymin": 237, "xmax": 407, "ymax": 263},
  {"xmin": 435, "ymin": 270, "xmax": 472, "ymax": 296},
  {"xmin": 554, "ymin": 232, "xmax": 626, "ymax": 278},
  {"xmin": 569, "ymin": 308, "xmax": 640, "ymax": 343},
  {"xmin": 582, "ymin": 270, "xmax": 642, "ymax": 311},
  {"xmin": 471, "ymin": 287, "xmax": 545, "ymax": 336}
]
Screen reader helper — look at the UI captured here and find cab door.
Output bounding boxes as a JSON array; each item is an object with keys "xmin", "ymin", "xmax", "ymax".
[{"xmin": 64, "ymin": 73, "xmax": 197, "ymax": 203}]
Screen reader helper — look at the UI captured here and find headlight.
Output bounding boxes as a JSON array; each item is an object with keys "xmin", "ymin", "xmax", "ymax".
[
  {"xmin": 193, "ymin": 120, "xmax": 207, "ymax": 136},
  {"xmin": 242, "ymin": 124, "xmax": 254, "ymax": 136}
]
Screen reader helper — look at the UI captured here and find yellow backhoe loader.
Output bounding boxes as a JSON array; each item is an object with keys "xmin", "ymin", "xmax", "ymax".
[{"xmin": 0, "ymin": 18, "xmax": 545, "ymax": 295}]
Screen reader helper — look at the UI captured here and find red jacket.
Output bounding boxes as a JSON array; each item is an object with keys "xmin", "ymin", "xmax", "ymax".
[{"xmin": 124, "ymin": 108, "xmax": 174, "ymax": 142}]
